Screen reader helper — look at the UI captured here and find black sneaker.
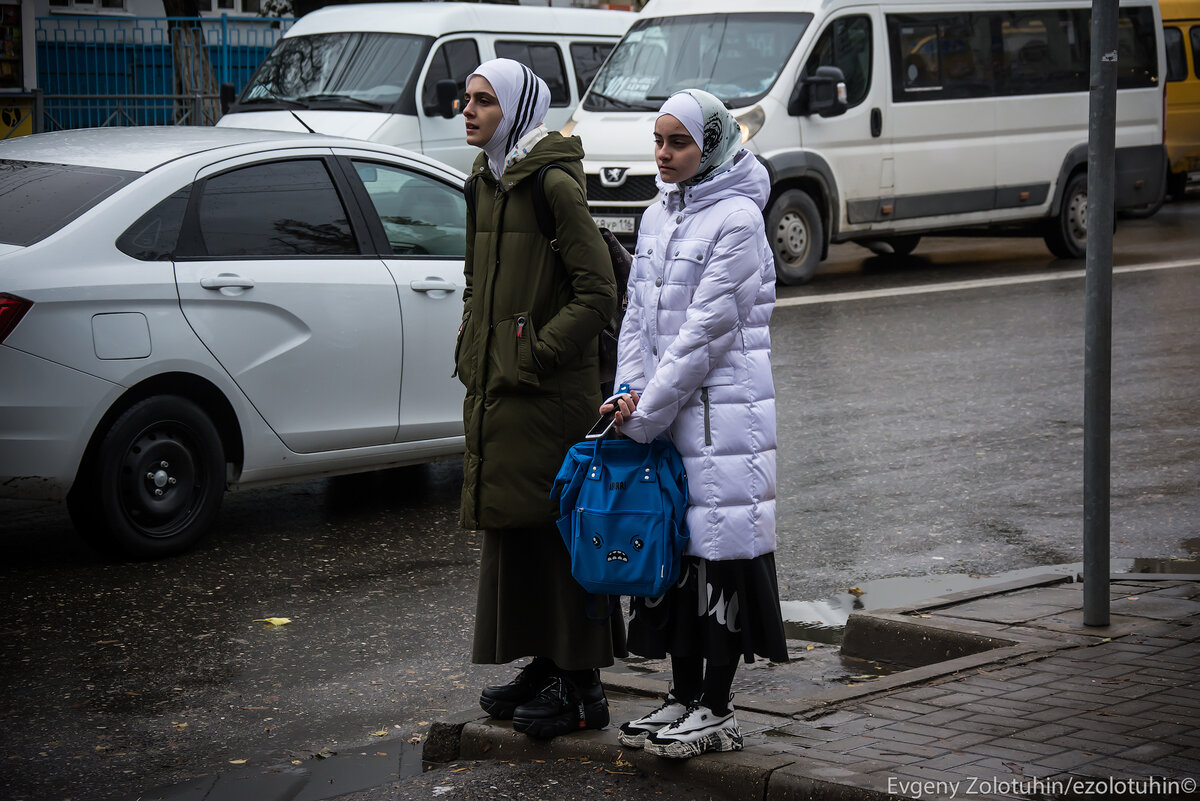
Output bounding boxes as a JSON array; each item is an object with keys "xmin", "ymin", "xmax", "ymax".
[
  {"xmin": 479, "ymin": 659, "xmax": 555, "ymax": 720},
  {"xmin": 511, "ymin": 671, "xmax": 609, "ymax": 739}
]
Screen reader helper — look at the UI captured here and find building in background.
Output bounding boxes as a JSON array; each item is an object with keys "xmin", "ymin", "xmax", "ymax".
[{"xmin": 24, "ymin": 0, "xmax": 292, "ymax": 131}]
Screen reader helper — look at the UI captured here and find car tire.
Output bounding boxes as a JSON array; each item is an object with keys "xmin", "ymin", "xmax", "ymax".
[
  {"xmin": 1044, "ymin": 171, "xmax": 1088, "ymax": 259},
  {"xmin": 68, "ymin": 396, "xmax": 225, "ymax": 559},
  {"xmin": 767, "ymin": 189, "xmax": 824, "ymax": 285}
]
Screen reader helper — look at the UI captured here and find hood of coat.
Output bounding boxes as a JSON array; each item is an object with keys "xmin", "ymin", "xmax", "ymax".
[
  {"xmin": 469, "ymin": 131, "xmax": 587, "ymax": 191},
  {"xmin": 655, "ymin": 148, "xmax": 770, "ymax": 214}
]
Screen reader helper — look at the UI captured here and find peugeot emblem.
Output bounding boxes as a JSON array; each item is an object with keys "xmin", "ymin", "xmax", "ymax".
[{"xmin": 599, "ymin": 167, "xmax": 628, "ymax": 188}]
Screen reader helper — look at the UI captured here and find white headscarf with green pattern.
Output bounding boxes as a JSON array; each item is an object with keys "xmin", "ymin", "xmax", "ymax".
[{"xmin": 657, "ymin": 89, "xmax": 741, "ymax": 187}]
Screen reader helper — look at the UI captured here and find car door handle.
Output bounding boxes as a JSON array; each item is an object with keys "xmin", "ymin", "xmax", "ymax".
[
  {"xmin": 409, "ymin": 278, "xmax": 458, "ymax": 294},
  {"xmin": 200, "ymin": 274, "xmax": 255, "ymax": 290}
]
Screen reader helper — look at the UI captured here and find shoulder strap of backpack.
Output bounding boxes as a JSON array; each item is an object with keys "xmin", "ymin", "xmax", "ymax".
[
  {"xmin": 534, "ymin": 162, "xmax": 570, "ymax": 253},
  {"xmin": 463, "ymin": 174, "xmax": 481, "ymax": 222}
]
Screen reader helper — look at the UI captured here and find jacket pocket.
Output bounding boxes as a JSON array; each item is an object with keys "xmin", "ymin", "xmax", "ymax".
[
  {"xmin": 701, "ymin": 386, "xmax": 713, "ymax": 446},
  {"xmin": 453, "ymin": 310, "xmax": 474, "ymax": 386},
  {"xmin": 488, "ymin": 311, "xmax": 542, "ymax": 392}
]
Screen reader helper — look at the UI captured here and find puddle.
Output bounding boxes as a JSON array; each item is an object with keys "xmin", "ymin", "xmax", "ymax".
[
  {"xmin": 781, "ymin": 559, "xmax": 1137, "ymax": 645},
  {"xmin": 1130, "ymin": 539, "xmax": 1200, "ymax": 573},
  {"xmin": 399, "ymin": 741, "xmax": 427, "ymax": 778}
]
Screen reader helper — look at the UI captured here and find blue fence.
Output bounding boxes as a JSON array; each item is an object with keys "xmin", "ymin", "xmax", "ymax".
[{"xmin": 36, "ymin": 15, "xmax": 293, "ymax": 130}]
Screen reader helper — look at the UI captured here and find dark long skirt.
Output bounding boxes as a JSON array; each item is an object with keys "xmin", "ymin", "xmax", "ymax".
[
  {"xmin": 472, "ymin": 524, "xmax": 628, "ymax": 671},
  {"xmin": 627, "ymin": 553, "xmax": 789, "ymax": 667}
]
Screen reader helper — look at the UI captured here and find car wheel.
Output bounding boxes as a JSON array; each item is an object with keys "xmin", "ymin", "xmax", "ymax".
[
  {"xmin": 1044, "ymin": 172, "xmax": 1088, "ymax": 259},
  {"xmin": 68, "ymin": 396, "xmax": 225, "ymax": 559},
  {"xmin": 767, "ymin": 189, "xmax": 824, "ymax": 285}
]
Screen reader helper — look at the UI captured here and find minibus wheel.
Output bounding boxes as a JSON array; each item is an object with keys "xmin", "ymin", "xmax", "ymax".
[
  {"xmin": 1044, "ymin": 172, "xmax": 1088, "ymax": 259},
  {"xmin": 767, "ymin": 189, "xmax": 823, "ymax": 284}
]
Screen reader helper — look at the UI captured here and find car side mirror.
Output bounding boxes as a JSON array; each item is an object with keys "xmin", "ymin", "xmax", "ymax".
[
  {"xmin": 435, "ymin": 79, "xmax": 459, "ymax": 119},
  {"xmin": 788, "ymin": 65, "xmax": 848, "ymax": 118}
]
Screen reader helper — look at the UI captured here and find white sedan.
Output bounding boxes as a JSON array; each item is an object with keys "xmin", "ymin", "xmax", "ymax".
[{"xmin": 0, "ymin": 126, "xmax": 468, "ymax": 558}]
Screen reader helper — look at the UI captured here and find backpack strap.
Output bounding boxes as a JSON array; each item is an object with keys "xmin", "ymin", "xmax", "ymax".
[
  {"xmin": 463, "ymin": 173, "xmax": 480, "ymax": 221},
  {"xmin": 534, "ymin": 162, "xmax": 570, "ymax": 253}
]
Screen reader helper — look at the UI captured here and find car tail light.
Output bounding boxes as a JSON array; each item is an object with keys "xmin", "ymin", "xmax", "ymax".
[{"xmin": 0, "ymin": 293, "xmax": 32, "ymax": 343}]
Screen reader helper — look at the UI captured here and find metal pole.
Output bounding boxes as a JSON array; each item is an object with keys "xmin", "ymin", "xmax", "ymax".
[{"xmin": 1083, "ymin": 0, "xmax": 1118, "ymax": 627}]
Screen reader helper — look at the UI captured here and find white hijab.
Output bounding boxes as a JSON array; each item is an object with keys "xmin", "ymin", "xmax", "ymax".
[{"xmin": 467, "ymin": 58, "xmax": 552, "ymax": 179}]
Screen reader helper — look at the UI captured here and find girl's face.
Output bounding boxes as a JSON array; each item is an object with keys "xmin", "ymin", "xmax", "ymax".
[
  {"xmin": 463, "ymin": 75, "xmax": 503, "ymax": 147},
  {"xmin": 654, "ymin": 114, "xmax": 702, "ymax": 183}
]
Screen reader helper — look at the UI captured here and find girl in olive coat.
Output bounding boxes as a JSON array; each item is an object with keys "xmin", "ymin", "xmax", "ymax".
[{"xmin": 454, "ymin": 59, "xmax": 624, "ymax": 739}]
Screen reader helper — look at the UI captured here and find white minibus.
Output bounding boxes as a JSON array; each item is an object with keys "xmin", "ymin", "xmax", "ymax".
[
  {"xmin": 217, "ymin": 2, "xmax": 634, "ymax": 174},
  {"xmin": 565, "ymin": 0, "xmax": 1167, "ymax": 283}
]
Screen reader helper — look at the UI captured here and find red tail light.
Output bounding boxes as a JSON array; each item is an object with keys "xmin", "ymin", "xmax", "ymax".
[{"xmin": 0, "ymin": 294, "xmax": 32, "ymax": 343}]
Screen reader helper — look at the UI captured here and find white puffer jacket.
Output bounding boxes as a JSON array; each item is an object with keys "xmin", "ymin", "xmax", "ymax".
[{"xmin": 615, "ymin": 150, "xmax": 777, "ymax": 561}]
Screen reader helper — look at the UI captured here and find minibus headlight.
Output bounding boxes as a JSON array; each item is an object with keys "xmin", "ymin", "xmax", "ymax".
[{"xmin": 736, "ymin": 105, "xmax": 765, "ymax": 143}]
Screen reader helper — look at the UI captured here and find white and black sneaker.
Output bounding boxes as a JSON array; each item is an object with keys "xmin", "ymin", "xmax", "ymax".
[
  {"xmin": 643, "ymin": 702, "xmax": 743, "ymax": 759},
  {"xmin": 617, "ymin": 693, "xmax": 690, "ymax": 749}
]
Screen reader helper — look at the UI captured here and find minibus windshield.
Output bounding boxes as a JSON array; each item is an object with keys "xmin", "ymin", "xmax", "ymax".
[
  {"xmin": 236, "ymin": 33, "xmax": 431, "ymax": 112},
  {"xmin": 584, "ymin": 13, "xmax": 812, "ymax": 111}
]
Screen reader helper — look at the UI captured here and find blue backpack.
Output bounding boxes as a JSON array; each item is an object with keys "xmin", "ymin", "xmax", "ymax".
[{"xmin": 551, "ymin": 436, "xmax": 689, "ymax": 599}]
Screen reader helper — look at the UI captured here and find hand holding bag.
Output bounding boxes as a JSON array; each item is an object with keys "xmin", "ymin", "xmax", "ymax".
[{"xmin": 551, "ymin": 434, "xmax": 689, "ymax": 599}]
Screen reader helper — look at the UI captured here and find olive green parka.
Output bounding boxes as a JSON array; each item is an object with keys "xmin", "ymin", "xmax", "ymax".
[{"xmin": 455, "ymin": 132, "xmax": 617, "ymax": 530}]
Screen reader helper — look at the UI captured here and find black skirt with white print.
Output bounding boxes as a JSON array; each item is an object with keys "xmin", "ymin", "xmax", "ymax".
[{"xmin": 627, "ymin": 552, "xmax": 789, "ymax": 666}]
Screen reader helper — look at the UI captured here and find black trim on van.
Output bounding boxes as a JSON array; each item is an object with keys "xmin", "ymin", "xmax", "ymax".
[
  {"xmin": 761, "ymin": 151, "xmax": 840, "ymax": 238},
  {"xmin": 846, "ymin": 182, "xmax": 1050, "ymax": 224},
  {"xmin": 1115, "ymin": 144, "xmax": 1167, "ymax": 208}
]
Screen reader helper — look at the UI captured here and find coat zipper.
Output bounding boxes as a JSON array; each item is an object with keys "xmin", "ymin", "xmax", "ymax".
[{"xmin": 701, "ymin": 387, "xmax": 712, "ymax": 446}]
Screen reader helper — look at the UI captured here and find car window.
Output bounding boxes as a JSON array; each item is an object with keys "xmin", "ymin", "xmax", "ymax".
[
  {"xmin": 421, "ymin": 39, "xmax": 480, "ymax": 116},
  {"xmin": 0, "ymin": 160, "xmax": 138, "ymax": 247},
  {"xmin": 494, "ymin": 41, "xmax": 570, "ymax": 107},
  {"xmin": 352, "ymin": 161, "xmax": 466, "ymax": 257},
  {"xmin": 117, "ymin": 187, "xmax": 190, "ymax": 260},
  {"xmin": 190, "ymin": 159, "xmax": 357, "ymax": 258},
  {"xmin": 804, "ymin": 15, "xmax": 873, "ymax": 107},
  {"xmin": 569, "ymin": 42, "xmax": 615, "ymax": 96}
]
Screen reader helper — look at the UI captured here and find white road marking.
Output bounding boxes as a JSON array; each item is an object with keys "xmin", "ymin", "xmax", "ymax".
[{"xmin": 775, "ymin": 258, "xmax": 1200, "ymax": 308}]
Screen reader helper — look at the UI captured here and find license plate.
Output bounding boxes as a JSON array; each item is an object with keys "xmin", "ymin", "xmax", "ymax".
[{"xmin": 592, "ymin": 215, "xmax": 636, "ymax": 234}]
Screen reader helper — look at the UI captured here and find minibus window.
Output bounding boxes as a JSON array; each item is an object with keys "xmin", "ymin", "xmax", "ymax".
[
  {"xmin": 890, "ymin": 14, "xmax": 994, "ymax": 100},
  {"xmin": 584, "ymin": 12, "xmax": 811, "ymax": 111},
  {"xmin": 1190, "ymin": 27, "xmax": 1200, "ymax": 78},
  {"xmin": 238, "ymin": 33, "xmax": 430, "ymax": 113},
  {"xmin": 495, "ymin": 41, "xmax": 571, "ymax": 107},
  {"xmin": 1165, "ymin": 27, "xmax": 1187, "ymax": 82},
  {"xmin": 1083, "ymin": 8, "xmax": 1159, "ymax": 89},
  {"xmin": 997, "ymin": 11, "xmax": 1086, "ymax": 96},
  {"xmin": 897, "ymin": 25, "xmax": 941, "ymax": 91},
  {"xmin": 422, "ymin": 39, "xmax": 481, "ymax": 115},
  {"xmin": 570, "ymin": 42, "xmax": 616, "ymax": 96},
  {"xmin": 804, "ymin": 16, "xmax": 873, "ymax": 107}
]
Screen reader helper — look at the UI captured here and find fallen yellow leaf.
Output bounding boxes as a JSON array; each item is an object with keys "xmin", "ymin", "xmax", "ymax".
[
  {"xmin": 254, "ymin": 617, "xmax": 291, "ymax": 626},
  {"xmin": 846, "ymin": 587, "xmax": 864, "ymax": 596},
  {"xmin": 229, "ymin": 759, "xmax": 247, "ymax": 765},
  {"xmin": 370, "ymin": 730, "xmax": 389, "ymax": 737},
  {"xmin": 806, "ymin": 644, "xmax": 815, "ymax": 650}
]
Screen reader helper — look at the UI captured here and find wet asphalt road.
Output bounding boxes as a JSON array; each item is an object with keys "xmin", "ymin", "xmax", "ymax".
[{"xmin": 1, "ymin": 197, "xmax": 1199, "ymax": 801}]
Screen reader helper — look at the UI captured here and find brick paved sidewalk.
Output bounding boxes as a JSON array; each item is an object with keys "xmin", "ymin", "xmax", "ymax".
[{"xmin": 428, "ymin": 573, "xmax": 1200, "ymax": 800}]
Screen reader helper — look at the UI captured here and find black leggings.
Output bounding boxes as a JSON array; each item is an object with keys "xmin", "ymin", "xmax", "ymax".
[{"xmin": 671, "ymin": 655, "xmax": 738, "ymax": 715}]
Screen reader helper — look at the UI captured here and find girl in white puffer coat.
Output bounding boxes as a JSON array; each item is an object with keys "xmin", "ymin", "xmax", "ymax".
[{"xmin": 601, "ymin": 89, "xmax": 788, "ymax": 760}]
